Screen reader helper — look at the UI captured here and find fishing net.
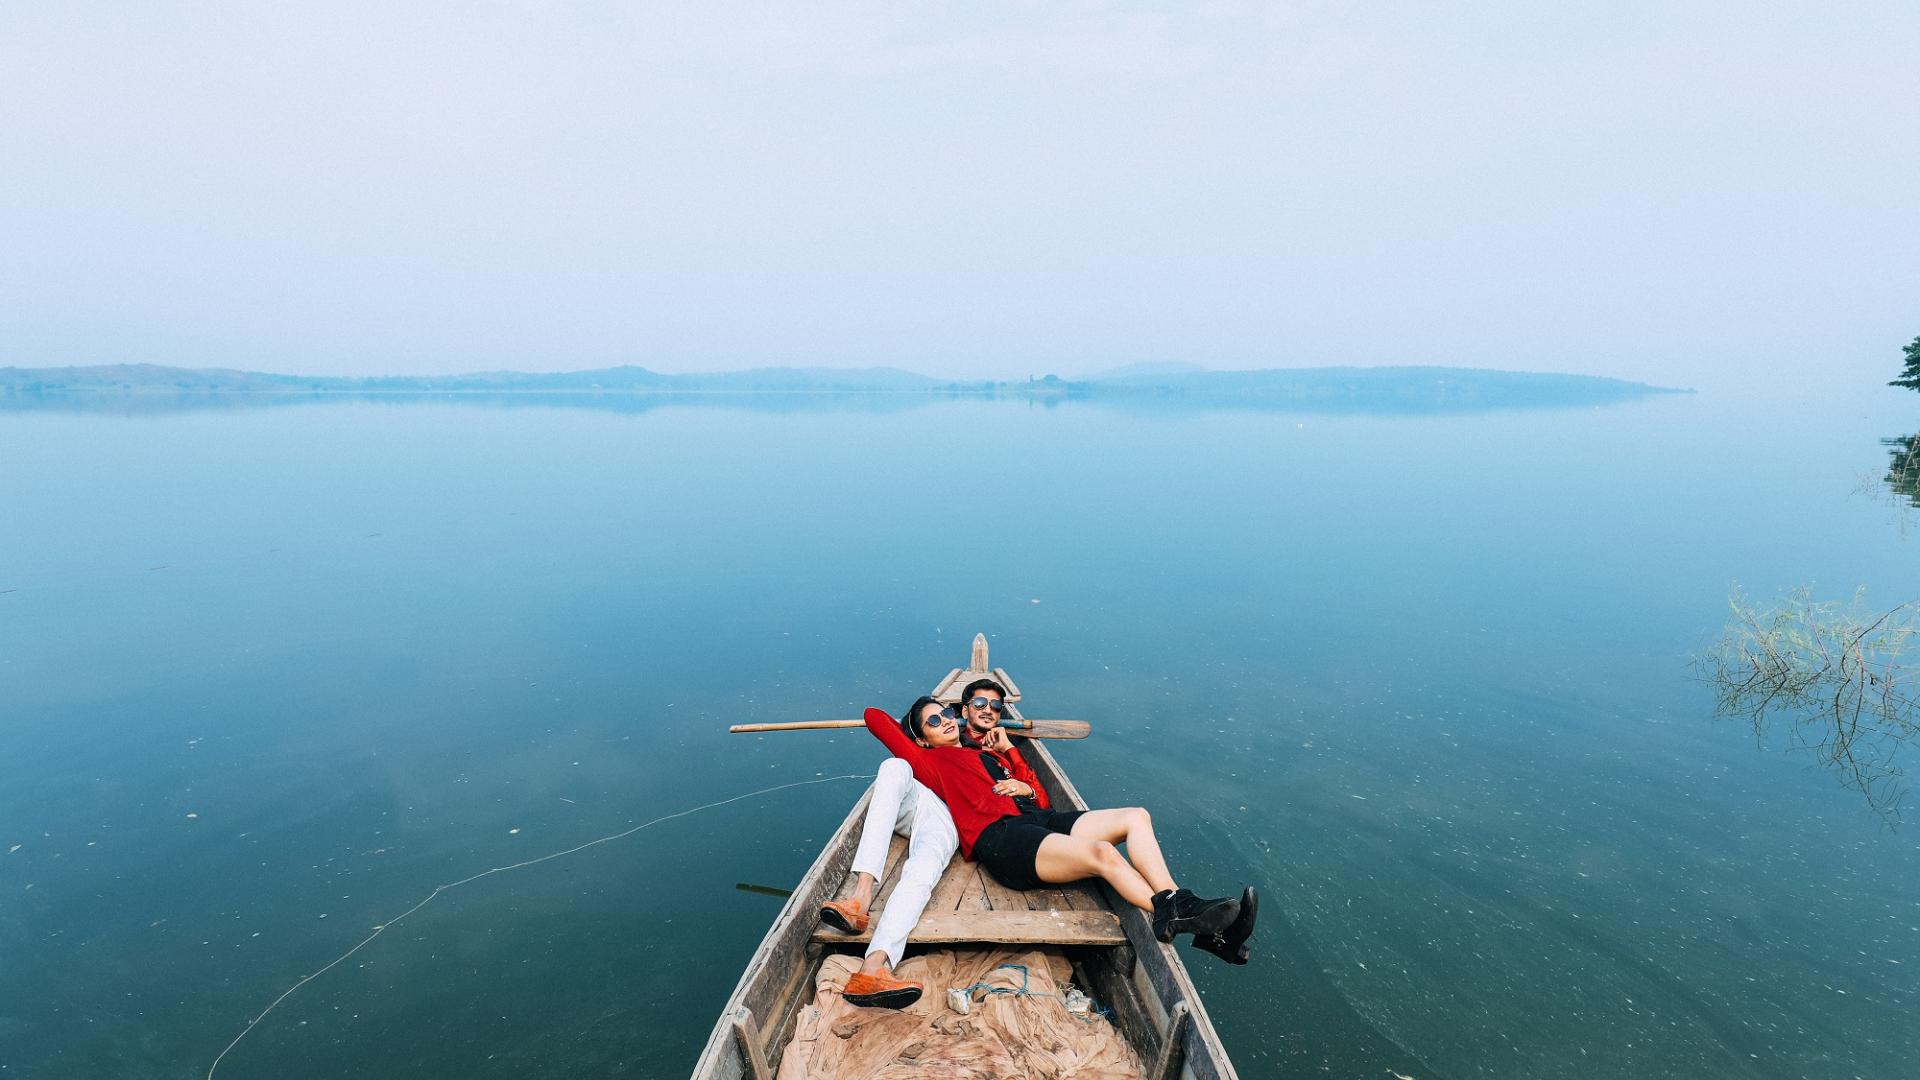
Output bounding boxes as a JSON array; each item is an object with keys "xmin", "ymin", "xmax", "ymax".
[{"xmin": 778, "ymin": 947, "xmax": 1140, "ymax": 1079}]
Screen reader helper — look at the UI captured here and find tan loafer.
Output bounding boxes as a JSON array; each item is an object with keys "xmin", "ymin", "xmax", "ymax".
[
  {"xmin": 819, "ymin": 898, "xmax": 868, "ymax": 934},
  {"xmin": 842, "ymin": 971, "xmax": 922, "ymax": 1009}
]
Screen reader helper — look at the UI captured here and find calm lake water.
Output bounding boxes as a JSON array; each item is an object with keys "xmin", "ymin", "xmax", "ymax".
[{"xmin": 3, "ymin": 385, "xmax": 1917, "ymax": 1079}]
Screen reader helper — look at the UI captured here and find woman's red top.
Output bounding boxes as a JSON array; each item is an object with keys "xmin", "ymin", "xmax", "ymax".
[{"xmin": 863, "ymin": 707, "xmax": 1036, "ymax": 859}]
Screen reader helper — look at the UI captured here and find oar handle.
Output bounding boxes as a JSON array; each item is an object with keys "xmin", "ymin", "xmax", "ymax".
[{"xmin": 728, "ymin": 720, "xmax": 863, "ymax": 733}]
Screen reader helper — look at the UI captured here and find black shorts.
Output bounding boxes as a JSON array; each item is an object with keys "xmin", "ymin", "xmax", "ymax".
[{"xmin": 971, "ymin": 809, "xmax": 1087, "ymax": 891}]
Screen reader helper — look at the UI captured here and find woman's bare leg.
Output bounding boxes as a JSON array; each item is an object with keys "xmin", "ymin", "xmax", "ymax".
[
  {"xmin": 1068, "ymin": 807, "xmax": 1175, "ymax": 895},
  {"xmin": 1032, "ymin": 833, "xmax": 1157, "ymax": 911}
]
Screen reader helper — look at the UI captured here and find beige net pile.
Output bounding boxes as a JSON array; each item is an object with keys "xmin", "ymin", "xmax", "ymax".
[{"xmin": 777, "ymin": 948, "xmax": 1141, "ymax": 1079}]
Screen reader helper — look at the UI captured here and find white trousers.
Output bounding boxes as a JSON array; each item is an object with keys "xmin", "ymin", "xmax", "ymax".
[{"xmin": 852, "ymin": 757, "xmax": 960, "ymax": 965}]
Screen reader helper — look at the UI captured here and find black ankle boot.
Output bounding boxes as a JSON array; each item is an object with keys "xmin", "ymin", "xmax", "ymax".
[
  {"xmin": 1150, "ymin": 888, "xmax": 1240, "ymax": 943},
  {"xmin": 1192, "ymin": 886, "xmax": 1258, "ymax": 965}
]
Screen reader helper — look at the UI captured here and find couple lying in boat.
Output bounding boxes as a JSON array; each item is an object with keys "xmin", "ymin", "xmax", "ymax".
[{"xmin": 819, "ymin": 677, "xmax": 1259, "ymax": 1009}]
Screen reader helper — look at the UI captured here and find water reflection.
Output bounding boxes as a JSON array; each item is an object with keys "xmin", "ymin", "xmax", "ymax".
[
  {"xmin": 0, "ymin": 380, "xmax": 1678, "ymax": 419},
  {"xmin": 1883, "ymin": 433, "xmax": 1920, "ymax": 507},
  {"xmin": 0, "ymin": 390, "xmax": 941, "ymax": 419},
  {"xmin": 1699, "ymin": 587, "xmax": 1918, "ymax": 821}
]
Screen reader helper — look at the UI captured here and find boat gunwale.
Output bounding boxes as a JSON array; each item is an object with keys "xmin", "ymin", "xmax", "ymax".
[{"xmin": 688, "ymin": 786, "xmax": 872, "ymax": 1079}]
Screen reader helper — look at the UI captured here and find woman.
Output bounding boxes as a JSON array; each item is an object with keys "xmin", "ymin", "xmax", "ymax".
[{"xmin": 864, "ymin": 698, "xmax": 1257, "ymax": 963}]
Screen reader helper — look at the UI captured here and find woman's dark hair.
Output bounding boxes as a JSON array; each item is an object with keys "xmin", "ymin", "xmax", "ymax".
[{"xmin": 900, "ymin": 695, "xmax": 944, "ymax": 743}]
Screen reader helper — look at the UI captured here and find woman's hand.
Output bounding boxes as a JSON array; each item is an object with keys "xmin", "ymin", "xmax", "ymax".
[{"xmin": 992, "ymin": 779, "xmax": 1033, "ymax": 798}]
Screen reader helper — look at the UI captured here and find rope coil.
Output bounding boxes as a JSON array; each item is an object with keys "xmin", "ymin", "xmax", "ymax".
[{"xmin": 955, "ymin": 962, "xmax": 1114, "ymax": 1025}]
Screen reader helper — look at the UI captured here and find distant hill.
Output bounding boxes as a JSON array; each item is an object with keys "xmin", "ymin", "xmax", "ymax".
[
  {"xmin": 0, "ymin": 362, "xmax": 1686, "ymax": 413},
  {"xmin": 1065, "ymin": 365, "xmax": 1689, "ymax": 409}
]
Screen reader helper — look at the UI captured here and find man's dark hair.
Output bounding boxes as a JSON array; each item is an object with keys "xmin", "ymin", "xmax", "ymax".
[{"xmin": 960, "ymin": 677, "xmax": 1008, "ymax": 705}]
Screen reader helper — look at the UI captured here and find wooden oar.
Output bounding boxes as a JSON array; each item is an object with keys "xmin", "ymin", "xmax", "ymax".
[{"xmin": 728, "ymin": 718, "xmax": 1092, "ymax": 740}]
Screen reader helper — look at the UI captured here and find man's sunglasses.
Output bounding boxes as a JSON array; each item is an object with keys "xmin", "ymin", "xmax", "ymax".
[{"xmin": 966, "ymin": 697, "xmax": 1005, "ymax": 711}]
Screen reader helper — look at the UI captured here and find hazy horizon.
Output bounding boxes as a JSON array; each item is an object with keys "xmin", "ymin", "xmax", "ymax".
[
  {"xmin": 0, "ymin": 356, "xmax": 1692, "ymax": 385},
  {"xmin": 3, "ymin": 3, "xmax": 1917, "ymax": 394}
]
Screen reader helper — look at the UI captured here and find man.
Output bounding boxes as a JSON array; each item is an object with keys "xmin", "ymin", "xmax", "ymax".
[
  {"xmin": 955, "ymin": 678, "xmax": 1045, "ymax": 813},
  {"xmin": 816, "ymin": 679, "xmax": 1043, "ymax": 1009}
]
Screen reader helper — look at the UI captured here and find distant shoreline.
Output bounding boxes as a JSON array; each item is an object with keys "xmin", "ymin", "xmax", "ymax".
[{"xmin": 0, "ymin": 362, "xmax": 1690, "ymax": 415}]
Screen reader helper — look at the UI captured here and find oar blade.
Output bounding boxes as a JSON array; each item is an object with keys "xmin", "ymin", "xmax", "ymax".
[{"xmin": 1006, "ymin": 719, "xmax": 1092, "ymax": 740}]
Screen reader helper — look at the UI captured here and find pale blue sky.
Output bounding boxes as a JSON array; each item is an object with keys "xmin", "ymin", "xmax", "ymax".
[{"xmin": 2, "ymin": 2, "xmax": 1915, "ymax": 390}]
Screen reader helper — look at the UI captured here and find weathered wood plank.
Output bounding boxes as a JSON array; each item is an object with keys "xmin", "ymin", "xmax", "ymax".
[
  {"xmin": 979, "ymin": 867, "xmax": 1026, "ymax": 912},
  {"xmin": 928, "ymin": 667, "xmax": 967, "ymax": 702},
  {"xmin": 1060, "ymin": 881, "xmax": 1107, "ymax": 911},
  {"xmin": 990, "ymin": 666, "xmax": 1022, "ymax": 702},
  {"xmin": 958, "ymin": 865, "xmax": 991, "ymax": 912},
  {"xmin": 1149, "ymin": 1001, "xmax": 1191, "ymax": 1080},
  {"xmin": 808, "ymin": 909, "xmax": 1126, "ymax": 946},
  {"xmin": 923, "ymin": 854, "xmax": 975, "ymax": 913},
  {"xmin": 1079, "ymin": 945, "xmax": 1161, "ymax": 1064},
  {"xmin": 1026, "ymin": 885, "xmax": 1073, "ymax": 911},
  {"xmin": 730, "ymin": 1007, "xmax": 772, "ymax": 1080},
  {"xmin": 755, "ymin": 942, "xmax": 822, "ymax": 1076}
]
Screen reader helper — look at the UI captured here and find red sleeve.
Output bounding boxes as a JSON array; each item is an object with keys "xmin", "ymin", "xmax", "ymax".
[
  {"xmin": 865, "ymin": 707, "xmax": 923, "ymax": 764},
  {"xmin": 1004, "ymin": 745, "xmax": 1051, "ymax": 810},
  {"xmin": 865, "ymin": 708, "xmax": 1022, "ymax": 857},
  {"xmin": 864, "ymin": 707, "xmax": 943, "ymax": 797}
]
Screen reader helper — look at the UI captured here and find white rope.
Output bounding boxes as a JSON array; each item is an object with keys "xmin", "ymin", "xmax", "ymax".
[{"xmin": 206, "ymin": 772, "xmax": 870, "ymax": 1079}]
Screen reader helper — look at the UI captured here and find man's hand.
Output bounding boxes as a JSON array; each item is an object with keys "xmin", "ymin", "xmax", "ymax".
[
  {"xmin": 979, "ymin": 727, "xmax": 1014, "ymax": 754},
  {"xmin": 992, "ymin": 778, "xmax": 1034, "ymax": 798}
]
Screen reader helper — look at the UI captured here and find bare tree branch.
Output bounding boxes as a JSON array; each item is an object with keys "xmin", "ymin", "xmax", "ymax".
[{"xmin": 1695, "ymin": 587, "xmax": 1918, "ymax": 822}]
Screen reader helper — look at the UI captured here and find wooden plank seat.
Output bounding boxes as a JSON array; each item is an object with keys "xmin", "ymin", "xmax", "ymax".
[
  {"xmin": 809, "ymin": 909, "xmax": 1125, "ymax": 946},
  {"xmin": 810, "ymin": 834, "xmax": 1126, "ymax": 947}
]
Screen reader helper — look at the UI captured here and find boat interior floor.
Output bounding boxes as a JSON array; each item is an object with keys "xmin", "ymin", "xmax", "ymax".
[
  {"xmin": 777, "ymin": 946, "xmax": 1142, "ymax": 1080},
  {"xmin": 811, "ymin": 834, "xmax": 1128, "ymax": 948}
]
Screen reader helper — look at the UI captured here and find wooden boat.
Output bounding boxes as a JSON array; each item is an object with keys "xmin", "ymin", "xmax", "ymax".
[{"xmin": 691, "ymin": 635, "xmax": 1239, "ymax": 1079}]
